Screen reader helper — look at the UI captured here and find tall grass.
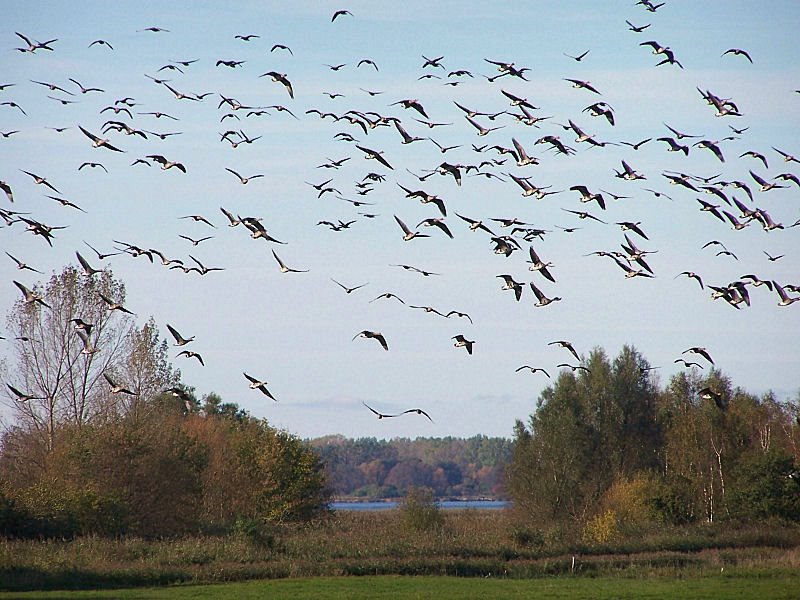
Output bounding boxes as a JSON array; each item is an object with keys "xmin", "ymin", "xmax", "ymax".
[{"xmin": 1, "ymin": 510, "xmax": 799, "ymax": 591}]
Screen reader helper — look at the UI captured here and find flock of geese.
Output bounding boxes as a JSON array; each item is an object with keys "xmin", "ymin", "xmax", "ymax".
[{"xmin": 2, "ymin": 2, "xmax": 798, "ymax": 429}]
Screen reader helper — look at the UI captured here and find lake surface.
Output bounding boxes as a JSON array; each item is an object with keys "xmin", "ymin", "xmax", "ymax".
[{"xmin": 331, "ymin": 500, "xmax": 509, "ymax": 511}]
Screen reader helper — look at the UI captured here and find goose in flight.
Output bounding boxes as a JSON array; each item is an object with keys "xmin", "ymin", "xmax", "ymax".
[
  {"xmin": 675, "ymin": 271, "xmax": 704, "ymax": 289},
  {"xmin": 272, "ymin": 250, "xmax": 308, "ymax": 273},
  {"xmin": 177, "ymin": 350, "xmax": 205, "ymax": 365},
  {"xmin": 416, "ymin": 218, "xmax": 453, "ymax": 239},
  {"xmin": 465, "ymin": 116, "xmax": 504, "ymax": 136},
  {"xmin": 147, "ymin": 155, "xmax": 186, "ymax": 172},
  {"xmin": 557, "ymin": 363, "xmax": 591, "ymax": 374},
  {"xmin": 452, "ymin": 334, "xmax": 474, "ymax": 354},
  {"xmin": 14, "ymin": 280, "xmax": 51, "ymax": 309},
  {"xmin": 749, "ymin": 170, "xmax": 786, "ymax": 192},
  {"xmin": 332, "ymin": 9, "xmax": 353, "ymax": 21},
  {"xmin": 98, "ymin": 292, "xmax": 134, "ymax": 315},
  {"xmin": 456, "ymin": 213, "xmax": 495, "ymax": 235},
  {"xmin": 166, "ymin": 324, "xmax": 195, "ymax": 346},
  {"xmin": 243, "ymin": 372, "xmax": 276, "ymax": 401},
  {"xmin": 6, "ymin": 252, "xmax": 42, "ymax": 274},
  {"xmin": 332, "ymin": 278, "xmax": 367, "ymax": 294},
  {"xmin": 180, "ymin": 215, "xmax": 215, "ymax": 228},
  {"xmin": 7, "ymin": 383, "xmax": 44, "ymax": 402},
  {"xmin": 79, "ymin": 126, "xmax": 123, "ymax": 152},
  {"xmin": 562, "ymin": 208, "xmax": 607, "ymax": 224},
  {"xmin": 19, "ymin": 170, "xmax": 61, "ymax": 193},
  {"xmin": 409, "ymin": 305, "xmax": 448, "ymax": 318},
  {"xmin": 570, "ymin": 185, "xmax": 606, "ymax": 210},
  {"xmin": 353, "ymin": 330, "xmax": 388, "ymax": 351},
  {"xmin": 104, "ymin": 373, "xmax": 135, "ymax": 395},
  {"xmin": 698, "ymin": 387, "xmax": 726, "ymax": 410},
  {"xmin": 674, "ymin": 358, "xmax": 704, "ymax": 369},
  {"xmin": 363, "ymin": 402, "xmax": 432, "ymax": 422},
  {"xmin": 527, "ymin": 247, "xmax": 555, "ymax": 282},
  {"xmin": 497, "ymin": 275, "xmax": 523, "ymax": 301},
  {"xmin": 722, "ymin": 48, "xmax": 753, "ymax": 63},
  {"xmin": 529, "ymin": 282, "xmax": 562, "ymax": 307},
  {"xmin": 225, "ymin": 168, "xmax": 263, "ymax": 184},
  {"xmin": 548, "ymin": 340, "xmax": 580, "ymax": 361},
  {"xmin": 76, "ymin": 251, "xmax": 102, "ymax": 276},
  {"xmin": 625, "ymin": 20, "xmax": 650, "ymax": 33},
  {"xmin": 774, "ymin": 282, "xmax": 800, "ymax": 306},
  {"xmin": 564, "ymin": 49, "xmax": 590, "ymax": 62},
  {"xmin": 179, "ymin": 234, "xmax": 213, "ymax": 246},
  {"xmin": 515, "ymin": 366, "xmax": 550, "ymax": 377},
  {"xmin": 271, "ymin": 44, "xmax": 292, "ymax": 55},
  {"xmin": 259, "ymin": 71, "xmax": 294, "ymax": 98},
  {"xmin": 0, "ymin": 181, "xmax": 13, "ymax": 203},
  {"xmin": 564, "ymin": 78, "xmax": 601, "ymax": 94},
  {"xmin": 356, "ymin": 145, "xmax": 394, "ymax": 170},
  {"xmin": 76, "ymin": 329, "xmax": 99, "ymax": 355},
  {"xmin": 69, "ymin": 78, "xmax": 104, "ymax": 94},
  {"xmin": 392, "ymin": 264, "xmax": 440, "ymax": 277},
  {"xmin": 394, "ymin": 215, "xmax": 429, "ymax": 241},
  {"xmin": 682, "ymin": 346, "xmax": 714, "ymax": 364},
  {"xmin": 371, "ymin": 292, "xmax": 405, "ymax": 304}
]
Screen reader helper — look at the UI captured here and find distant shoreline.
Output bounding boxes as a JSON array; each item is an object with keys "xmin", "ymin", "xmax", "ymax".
[{"xmin": 332, "ymin": 496, "xmax": 507, "ymax": 503}]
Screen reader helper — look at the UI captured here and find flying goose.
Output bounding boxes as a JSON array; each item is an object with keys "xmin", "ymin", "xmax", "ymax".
[
  {"xmin": 14, "ymin": 280, "xmax": 51, "ymax": 309},
  {"xmin": 548, "ymin": 340, "xmax": 580, "ymax": 361},
  {"xmin": 104, "ymin": 372, "xmax": 135, "ymax": 395},
  {"xmin": 529, "ymin": 282, "xmax": 562, "ymax": 307},
  {"xmin": 243, "ymin": 373, "xmax": 276, "ymax": 400},
  {"xmin": 452, "ymin": 334, "xmax": 474, "ymax": 354},
  {"xmin": 515, "ymin": 366, "xmax": 550, "ymax": 377},
  {"xmin": 363, "ymin": 402, "xmax": 432, "ymax": 421},
  {"xmin": 353, "ymin": 330, "xmax": 388, "ymax": 351},
  {"xmin": 7, "ymin": 383, "xmax": 44, "ymax": 402}
]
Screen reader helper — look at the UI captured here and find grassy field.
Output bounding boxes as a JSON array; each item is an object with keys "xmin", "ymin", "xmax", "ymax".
[
  {"xmin": 2, "ymin": 574, "xmax": 800, "ymax": 600},
  {"xmin": 2, "ymin": 510, "xmax": 799, "ymax": 595}
]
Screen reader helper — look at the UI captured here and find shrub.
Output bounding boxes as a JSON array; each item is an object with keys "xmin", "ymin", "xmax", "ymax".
[
  {"xmin": 510, "ymin": 526, "xmax": 544, "ymax": 548},
  {"xmin": 3, "ymin": 483, "xmax": 128, "ymax": 538},
  {"xmin": 232, "ymin": 516, "xmax": 278, "ymax": 549},
  {"xmin": 399, "ymin": 486, "xmax": 444, "ymax": 532},
  {"xmin": 582, "ymin": 509, "xmax": 618, "ymax": 545},
  {"xmin": 599, "ymin": 472, "xmax": 658, "ymax": 531}
]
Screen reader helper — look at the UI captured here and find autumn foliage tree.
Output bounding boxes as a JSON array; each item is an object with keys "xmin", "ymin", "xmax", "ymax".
[{"xmin": 1, "ymin": 264, "xmax": 330, "ymax": 537}]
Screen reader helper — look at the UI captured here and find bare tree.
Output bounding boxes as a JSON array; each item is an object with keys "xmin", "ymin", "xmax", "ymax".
[{"xmin": 4, "ymin": 264, "xmax": 178, "ymax": 451}]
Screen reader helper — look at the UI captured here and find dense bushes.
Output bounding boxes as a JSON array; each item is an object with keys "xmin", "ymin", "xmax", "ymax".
[{"xmin": 0, "ymin": 399, "xmax": 331, "ymax": 539}]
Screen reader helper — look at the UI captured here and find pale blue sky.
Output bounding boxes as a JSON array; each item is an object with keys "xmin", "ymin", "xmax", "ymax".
[{"xmin": 2, "ymin": 1, "xmax": 799, "ymax": 439}]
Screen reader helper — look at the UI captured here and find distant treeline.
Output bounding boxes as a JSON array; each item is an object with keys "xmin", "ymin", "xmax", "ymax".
[{"xmin": 309, "ymin": 435, "xmax": 512, "ymax": 499}]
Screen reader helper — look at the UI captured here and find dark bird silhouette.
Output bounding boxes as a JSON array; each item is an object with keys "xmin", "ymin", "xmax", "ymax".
[
  {"xmin": 260, "ymin": 71, "xmax": 294, "ymax": 98},
  {"xmin": 363, "ymin": 402, "xmax": 432, "ymax": 421},
  {"xmin": 516, "ymin": 366, "xmax": 550, "ymax": 377},
  {"xmin": 332, "ymin": 278, "xmax": 367, "ymax": 294},
  {"xmin": 452, "ymin": 335, "xmax": 474, "ymax": 354},
  {"xmin": 548, "ymin": 340, "xmax": 580, "ymax": 361},
  {"xmin": 353, "ymin": 330, "xmax": 388, "ymax": 351},
  {"xmin": 682, "ymin": 347, "xmax": 714, "ymax": 365},
  {"xmin": 723, "ymin": 48, "xmax": 753, "ymax": 63},
  {"xmin": 332, "ymin": 9, "xmax": 353, "ymax": 21},
  {"xmin": 7, "ymin": 383, "xmax": 44, "ymax": 402},
  {"xmin": 177, "ymin": 350, "xmax": 205, "ymax": 365}
]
